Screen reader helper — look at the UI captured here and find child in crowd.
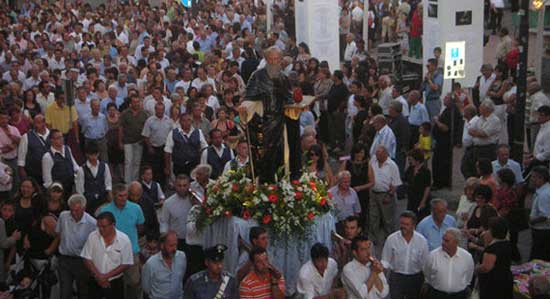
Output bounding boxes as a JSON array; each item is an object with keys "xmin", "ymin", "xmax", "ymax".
[
  {"xmin": 140, "ymin": 165, "xmax": 165, "ymax": 208},
  {"xmin": 417, "ymin": 122, "xmax": 433, "ymax": 161}
]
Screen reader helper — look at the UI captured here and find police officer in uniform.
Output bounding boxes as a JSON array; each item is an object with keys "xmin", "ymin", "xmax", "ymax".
[{"xmin": 183, "ymin": 244, "xmax": 239, "ymax": 299}]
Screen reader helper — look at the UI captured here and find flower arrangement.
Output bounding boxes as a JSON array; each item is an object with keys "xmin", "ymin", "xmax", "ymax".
[{"xmin": 196, "ymin": 167, "xmax": 333, "ymax": 237}]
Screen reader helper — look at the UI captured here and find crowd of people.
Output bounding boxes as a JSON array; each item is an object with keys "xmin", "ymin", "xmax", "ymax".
[{"xmin": 0, "ymin": 0, "xmax": 546, "ymax": 298}]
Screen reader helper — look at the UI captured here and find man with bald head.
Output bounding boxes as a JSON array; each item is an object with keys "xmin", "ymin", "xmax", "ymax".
[
  {"xmin": 17, "ymin": 114, "xmax": 50, "ymax": 185},
  {"xmin": 370, "ymin": 115, "xmax": 396, "ymax": 159},
  {"xmin": 240, "ymin": 46, "xmax": 300, "ymax": 182},
  {"xmin": 128, "ymin": 181, "xmax": 159, "ymax": 238}
]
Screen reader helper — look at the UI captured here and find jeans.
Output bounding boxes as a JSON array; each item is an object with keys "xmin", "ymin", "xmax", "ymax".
[
  {"xmin": 123, "ymin": 142, "xmax": 143, "ymax": 183},
  {"xmin": 425, "ymin": 99, "xmax": 442, "ymax": 121}
]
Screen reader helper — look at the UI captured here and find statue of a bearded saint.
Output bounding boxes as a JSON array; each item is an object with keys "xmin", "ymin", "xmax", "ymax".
[{"xmin": 238, "ymin": 46, "xmax": 301, "ymax": 183}]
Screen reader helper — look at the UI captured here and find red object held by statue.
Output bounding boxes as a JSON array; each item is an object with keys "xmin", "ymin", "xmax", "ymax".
[{"xmin": 293, "ymin": 87, "xmax": 303, "ymax": 103}]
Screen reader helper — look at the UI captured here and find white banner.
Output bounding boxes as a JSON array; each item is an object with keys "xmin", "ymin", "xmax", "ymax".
[{"xmin": 307, "ymin": 0, "xmax": 340, "ymax": 72}]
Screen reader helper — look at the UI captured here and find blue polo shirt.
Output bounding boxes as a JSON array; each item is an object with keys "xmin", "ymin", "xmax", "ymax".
[
  {"xmin": 101, "ymin": 201, "xmax": 145, "ymax": 253},
  {"xmin": 417, "ymin": 214, "xmax": 457, "ymax": 251}
]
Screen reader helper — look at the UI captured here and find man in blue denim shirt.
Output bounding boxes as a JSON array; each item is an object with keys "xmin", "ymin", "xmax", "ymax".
[{"xmin": 423, "ymin": 59, "xmax": 443, "ymax": 120}]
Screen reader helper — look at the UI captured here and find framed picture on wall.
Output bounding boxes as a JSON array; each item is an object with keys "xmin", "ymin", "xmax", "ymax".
[
  {"xmin": 428, "ymin": 4, "xmax": 438, "ymax": 18},
  {"xmin": 456, "ymin": 11, "xmax": 472, "ymax": 26}
]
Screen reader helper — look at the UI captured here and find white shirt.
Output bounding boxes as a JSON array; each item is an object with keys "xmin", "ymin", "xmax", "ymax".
[
  {"xmin": 142, "ymin": 115, "xmax": 173, "ymax": 147},
  {"xmin": 164, "ymin": 127, "xmax": 208, "ymax": 154},
  {"xmin": 174, "ymin": 80, "xmax": 191, "ymax": 94},
  {"xmin": 490, "ymin": 0, "xmax": 505, "ymax": 8},
  {"xmin": 41, "ymin": 146, "xmax": 79, "ymax": 188},
  {"xmin": 75, "ymin": 161, "xmax": 113, "ymax": 195},
  {"xmin": 80, "ymin": 229, "xmax": 134, "ymax": 280},
  {"xmin": 462, "ymin": 116, "xmax": 479, "ymax": 147},
  {"xmin": 200, "ymin": 144, "xmax": 234, "ymax": 165},
  {"xmin": 529, "ymin": 91, "xmax": 550, "ymax": 123},
  {"xmin": 472, "ymin": 113, "xmax": 501, "ymax": 145},
  {"xmin": 534, "ymin": 121, "xmax": 550, "ymax": 161},
  {"xmin": 351, "ymin": 6, "xmax": 364, "ymax": 22},
  {"xmin": 370, "ymin": 156, "xmax": 402, "ymax": 192},
  {"xmin": 342, "ymin": 259, "xmax": 389, "ymax": 299},
  {"xmin": 378, "ymin": 87, "xmax": 393, "ymax": 115},
  {"xmin": 423, "ymin": 247, "xmax": 474, "ymax": 293},
  {"xmin": 17, "ymin": 129, "xmax": 50, "ymax": 167},
  {"xmin": 479, "ymin": 74, "xmax": 496, "ymax": 102},
  {"xmin": 395, "ymin": 95, "xmax": 410, "ymax": 117},
  {"xmin": 297, "ymin": 258, "xmax": 339, "ymax": 299},
  {"xmin": 381, "ymin": 231, "xmax": 429, "ymax": 275},
  {"xmin": 207, "ymin": 95, "xmax": 220, "ymax": 111},
  {"xmin": 191, "ymin": 77, "xmax": 217, "ymax": 93},
  {"xmin": 344, "ymin": 41, "xmax": 357, "ymax": 62}
]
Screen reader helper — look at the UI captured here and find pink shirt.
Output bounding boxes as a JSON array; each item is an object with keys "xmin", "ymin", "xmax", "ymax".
[{"xmin": 0, "ymin": 125, "xmax": 21, "ymax": 160}]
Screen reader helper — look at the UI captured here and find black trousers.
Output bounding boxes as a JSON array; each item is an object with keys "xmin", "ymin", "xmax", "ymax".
[
  {"xmin": 461, "ymin": 146, "xmax": 477, "ymax": 179},
  {"xmin": 143, "ymin": 146, "xmax": 166, "ymax": 187},
  {"xmin": 389, "ymin": 272, "xmax": 423, "ymax": 299},
  {"xmin": 473, "ymin": 144, "xmax": 497, "ymax": 165},
  {"xmin": 531, "ymin": 228, "xmax": 550, "ymax": 261},
  {"xmin": 490, "ymin": 8, "xmax": 503, "ymax": 32},
  {"xmin": 58, "ymin": 255, "xmax": 91, "ymax": 299},
  {"xmin": 89, "ymin": 276, "xmax": 124, "ymax": 299},
  {"xmin": 427, "ymin": 286, "xmax": 467, "ymax": 299}
]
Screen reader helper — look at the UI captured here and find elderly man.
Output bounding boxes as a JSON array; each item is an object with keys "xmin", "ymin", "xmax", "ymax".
[
  {"xmin": 470, "ymin": 99, "xmax": 501, "ymax": 164},
  {"xmin": 342, "ymin": 235, "xmax": 389, "ymax": 299},
  {"xmin": 408, "ymin": 90, "xmax": 430, "ymax": 147},
  {"xmin": 369, "ymin": 115, "xmax": 396, "ymax": 159},
  {"xmin": 343, "ymin": 33, "xmax": 357, "ymax": 62},
  {"xmin": 417, "ymin": 199, "xmax": 457, "ymax": 251},
  {"xmin": 99, "ymin": 184, "xmax": 145, "ymax": 299},
  {"xmin": 528, "ymin": 166, "xmax": 550, "ymax": 261},
  {"xmin": 369, "ymin": 145, "xmax": 402, "ymax": 253},
  {"xmin": 297, "ymin": 243, "xmax": 344, "ymax": 299},
  {"xmin": 492, "ymin": 144, "xmax": 523, "ymax": 184},
  {"xmin": 378, "ymin": 75, "xmax": 393, "ymax": 116},
  {"xmin": 142, "ymin": 231, "xmax": 187, "ymax": 299},
  {"xmin": 526, "ymin": 106, "xmax": 550, "ymax": 172},
  {"xmin": 81, "ymin": 211, "xmax": 134, "ymax": 299},
  {"xmin": 381, "ymin": 211, "xmax": 429, "ymax": 299},
  {"xmin": 329, "ymin": 171, "xmax": 361, "ymax": 223},
  {"xmin": 56, "ymin": 194, "xmax": 97, "ymax": 299},
  {"xmin": 142, "ymin": 101, "xmax": 173, "ymax": 187},
  {"xmin": 527, "ymin": 81, "xmax": 550, "ymax": 149},
  {"xmin": 128, "ymin": 181, "xmax": 158, "ymax": 238},
  {"xmin": 423, "ymin": 228, "xmax": 474, "ymax": 299},
  {"xmin": 100, "ymin": 85, "xmax": 124, "ymax": 114}
]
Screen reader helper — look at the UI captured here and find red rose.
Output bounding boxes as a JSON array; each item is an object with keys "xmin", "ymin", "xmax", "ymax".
[
  {"xmin": 320, "ymin": 197, "xmax": 327, "ymax": 206},
  {"xmin": 292, "ymin": 180, "xmax": 301, "ymax": 186},
  {"xmin": 295, "ymin": 192, "xmax": 303, "ymax": 201},
  {"xmin": 293, "ymin": 87, "xmax": 303, "ymax": 103},
  {"xmin": 224, "ymin": 211, "xmax": 232, "ymax": 218},
  {"xmin": 242, "ymin": 210, "xmax": 250, "ymax": 220},
  {"xmin": 232, "ymin": 183, "xmax": 239, "ymax": 192},
  {"xmin": 262, "ymin": 214, "xmax": 272, "ymax": 224},
  {"xmin": 268, "ymin": 194, "xmax": 278, "ymax": 204},
  {"xmin": 307, "ymin": 212, "xmax": 315, "ymax": 220},
  {"xmin": 309, "ymin": 181, "xmax": 317, "ymax": 191}
]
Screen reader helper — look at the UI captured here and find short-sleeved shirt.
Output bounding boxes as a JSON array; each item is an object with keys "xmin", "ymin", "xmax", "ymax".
[
  {"xmin": 100, "ymin": 201, "xmax": 145, "ymax": 253},
  {"xmin": 240, "ymin": 271, "xmax": 285, "ymax": 299},
  {"xmin": 45, "ymin": 103, "xmax": 78, "ymax": 134},
  {"xmin": 417, "ymin": 215, "xmax": 457, "ymax": 251},
  {"xmin": 120, "ymin": 109, "xmax": 149, "ymax": 144},
  {"xmin": 80, "ymin": 229, "xmax": 134, "ymax": 279},
  {"xmin": 328, "ymin": 185, "xmax": 361, "ymax": 221}
]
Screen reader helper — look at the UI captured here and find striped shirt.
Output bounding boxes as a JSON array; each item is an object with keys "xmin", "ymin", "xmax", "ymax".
[
  {"xmin": 239, "ymin": 271, "xmax": 285, "ymax": 299},
  {"xmin": 370, "ymin": 125, "xmax": 396, "ymax": 159}
]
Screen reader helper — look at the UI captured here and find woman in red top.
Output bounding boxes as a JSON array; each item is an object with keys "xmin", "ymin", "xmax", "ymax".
[
  {"xmin": 506, "ymin": 39, "xmax": 519, "ymax": 80},
  {"xmin": 409, "ymin": 5, "xmax": 423, "ymax": 59}
]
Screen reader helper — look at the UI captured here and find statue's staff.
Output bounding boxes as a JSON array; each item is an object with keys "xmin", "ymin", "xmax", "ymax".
[{"xmin": 237, "ymin": 107, "xmax": 256, "ymax": 182}]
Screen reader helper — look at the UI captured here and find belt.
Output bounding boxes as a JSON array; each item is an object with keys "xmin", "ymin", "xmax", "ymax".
[
  {"xmin": 85, "ymin": 136, "xmax": 106, "ymax": 141},
  {"xmin": 429, "ymin": 286, "xmax": 467, "ymax": 296},
  {"xmin": 372, "ymin": 190, "xmax": 389, "ymax": 194},
  {"xmin": 393, "ymin": 271, "xmax": 423, "ymax": 277}
]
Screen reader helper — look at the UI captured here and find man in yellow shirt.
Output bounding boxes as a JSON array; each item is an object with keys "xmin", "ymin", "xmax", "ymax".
[{"xmin": 45, "ymin": 92, "xmax": 79, "ymax": 143}]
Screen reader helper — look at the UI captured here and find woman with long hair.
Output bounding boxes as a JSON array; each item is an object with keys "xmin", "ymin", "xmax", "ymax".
[{"xmin": 305, "ymin": 144, "xmax": 334, "ymax": 186}]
